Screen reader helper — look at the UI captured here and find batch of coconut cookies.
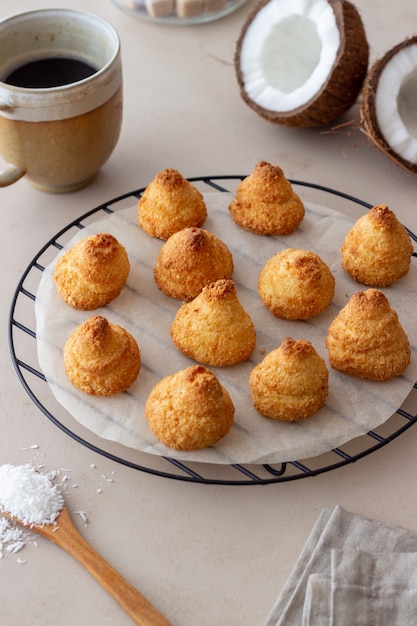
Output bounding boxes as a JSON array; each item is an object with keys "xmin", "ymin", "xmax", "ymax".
[{"xmin": 52, "ymin": 161, "xmax": 413, "ymax": 453}]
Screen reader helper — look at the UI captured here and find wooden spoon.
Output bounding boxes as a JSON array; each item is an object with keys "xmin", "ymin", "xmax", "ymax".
[{"xmin": 2, "ymin": 505, "xmax": 173, "ymax": 626}]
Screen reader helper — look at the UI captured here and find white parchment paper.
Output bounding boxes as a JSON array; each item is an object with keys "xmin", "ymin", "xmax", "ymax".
[{"xmin": 35, "ymin": 192, "xmax": 417, "ymax": 465}]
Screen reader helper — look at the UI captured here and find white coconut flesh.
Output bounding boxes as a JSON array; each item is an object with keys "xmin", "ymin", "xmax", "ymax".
[
  {"xmin": 239, "ymin": 0, "xmax": 341, "ymax": 112},
  {"xmin": 375, "ymin": 44, "xmax": 417, "ymax": 164}
]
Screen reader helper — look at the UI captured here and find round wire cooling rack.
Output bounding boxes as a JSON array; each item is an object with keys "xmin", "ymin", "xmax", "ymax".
[{"xmin": 8, "ymin": 176, "xmax": 417, "ymax": 485}]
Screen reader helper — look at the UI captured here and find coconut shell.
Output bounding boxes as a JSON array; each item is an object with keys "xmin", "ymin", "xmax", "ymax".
[
  {"xmin": 360, "ymin": 37, "xmax": 417, "ymax": 176},
  {"xmin": 235, "ymin": 0, "xmax": 369, "ymax": 128}
]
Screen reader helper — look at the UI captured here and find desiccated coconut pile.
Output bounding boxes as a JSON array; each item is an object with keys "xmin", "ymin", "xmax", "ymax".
[
  {"xmin": 0, "ymin": 463, "xmax": 64, "ymax": 563},
  {"xmin": 0, "ymin": 463, "xmax": 64, "ymax": 526},
  {"xmin": 0, "ymin": 453, "xmax": 115, "ymax": 563}
]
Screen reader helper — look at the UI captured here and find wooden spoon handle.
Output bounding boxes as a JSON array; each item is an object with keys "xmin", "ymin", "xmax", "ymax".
[{"xmin": 52, "ymin": 510, "xmax": 172, "ymax": 626}]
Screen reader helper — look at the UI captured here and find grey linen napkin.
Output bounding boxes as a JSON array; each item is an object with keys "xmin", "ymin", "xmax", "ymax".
[{"xmin": 264, "ymin": 505, "xmax": 417, "ymax": 626}]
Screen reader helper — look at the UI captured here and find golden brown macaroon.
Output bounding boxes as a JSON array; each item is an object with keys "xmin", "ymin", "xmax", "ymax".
[
  {"xmin": 341, "ymin": 204, "xmax": 413, "ymax": 287},
  {"xmin": 258, "ymin": 248, "xmax": 335, "ymax": 320},
  {"xmin": 54, "ymin": 233, "xmax": 130, "ymax": 310},
  {"xmin": 326, "ymin": 289, "xmax": 411, "ymax": 381},
  {"xmin": 154, "ymin": 227, "xmax": 234, "ymax": 301},
  {"xmin": 64, "ymin": 315, "xmax": 140, "ymax": 396},
  {"xmin": 145, "ymin": 365, "xmax": 235, "ymax": 451},
  {"xmin": 137, "ymin": 168, "xmax": 207, "ymax": 240},
  {"xmin": 170, "ymin": 278, "xmax": 256, "ymax": 367},
  {"xmin": 249, "ymin": 337, "xmax": 329, "ymax": 421},
  {"xmin": 228, "ymin": 161, "xmax": 305, "ymax": 235}
]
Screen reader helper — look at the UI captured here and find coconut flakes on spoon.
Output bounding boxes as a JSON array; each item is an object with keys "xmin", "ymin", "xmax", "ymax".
[{"xmin": 0, "ymin": 464, "xmax": 64, "ymax": 527}]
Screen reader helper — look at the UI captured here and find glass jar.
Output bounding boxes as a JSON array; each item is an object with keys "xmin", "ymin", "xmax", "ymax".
[{"xmin": 111, "ymin": 0, "xmax": 248, "ymax": 25}]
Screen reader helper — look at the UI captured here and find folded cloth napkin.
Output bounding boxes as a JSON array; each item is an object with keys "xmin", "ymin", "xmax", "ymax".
[
  {"xmin": 264, "ymin": 505, "xmax": 417, "ymax": 626},
  {"xmin": 302, "ymin": 574, "xmax": 331, "ymax": 626}
]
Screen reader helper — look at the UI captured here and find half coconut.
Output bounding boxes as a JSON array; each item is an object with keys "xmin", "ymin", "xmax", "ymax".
[
  {"xmin": 235, "ymin": 0, "xmax": 369, "ymax": 128},
  {"xmin": 361, "ymin": 37, "xmax": 417, "ymax": 175}
]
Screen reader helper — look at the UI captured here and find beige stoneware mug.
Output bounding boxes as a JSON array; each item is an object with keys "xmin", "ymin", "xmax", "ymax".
[{"xmin": 0, "ymin": 9, "xmax": 122, "ymax": 193}]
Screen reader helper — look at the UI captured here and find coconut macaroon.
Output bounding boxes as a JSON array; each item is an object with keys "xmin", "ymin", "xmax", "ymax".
[
  {"xmin": 258, "ymin": 248, "xmax": 335, "ymax": 320},
  {"xmin": 341, "ymin": 204, "xmax": 413, "ymax": 287},
  {"xmin": 54, "ymin": 233, "xmax": 130, "ymax": 310},
  {"xmin": 326, "ymin": 289, "xmax": 411, "ymax": 381},
  {"xmin": 64, "ymin": 315, "xmax": 140, "ymax": 396},
  {"xmin": 228, "ymin": 161, "xmax": 305, "ymax": 235},
  {"xmin": 170, "ymin": 278, "xmax": 256, "ymax": 367},
  {"xmin": 249, "ymin": 337, "xmax": 329, "ymax": 421},
  {"xmin": 137, "ymin": 168, "xmax": 207, "ymax": 240},
  {"xmin": 154, "ymin": 227, "xmax": 234, "ymax": 301},
  {"xmin": 145, "ymin": 365, "xmax": 235, "ymax": 451}
]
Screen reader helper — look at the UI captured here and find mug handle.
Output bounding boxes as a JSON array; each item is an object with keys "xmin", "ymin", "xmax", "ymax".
[
  {"xmin": 0, "ymin": 162, "xmax": 25, "ymax": 186},
  {"xmin": 0, "ymin": 97, "xmax": 25, "ymax": 186}
]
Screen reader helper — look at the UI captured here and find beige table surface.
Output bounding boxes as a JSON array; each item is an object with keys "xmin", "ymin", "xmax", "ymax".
[{"xmin": 1, "ymin": 1, "xmax": 417, "ymax": 625}]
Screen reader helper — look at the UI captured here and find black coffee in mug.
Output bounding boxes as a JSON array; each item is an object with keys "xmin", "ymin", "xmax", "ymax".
[{"xmin": 4, "ymin": 57, "xmax": 98, "ymax": 88}]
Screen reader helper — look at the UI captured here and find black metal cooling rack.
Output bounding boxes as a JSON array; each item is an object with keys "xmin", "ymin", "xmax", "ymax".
[{"xmin": 8, "ymin": 176, "xmax": 417, "ymax": 485}]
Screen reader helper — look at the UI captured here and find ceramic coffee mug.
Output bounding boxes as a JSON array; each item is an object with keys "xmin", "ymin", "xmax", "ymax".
[{"xmin": 0, "ymin": 9, "xmax": 122, "ymax": 193}]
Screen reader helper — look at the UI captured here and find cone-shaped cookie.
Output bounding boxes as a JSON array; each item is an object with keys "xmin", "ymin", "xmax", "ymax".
[
  {"xmin": 170, "ymin": 278, "xmax": 256, "ymax": 366},
  {"xmin": 341, "ymin": 204, "xmax": 413, "ymax": 287},
  {"xmin": 145, "ymin": 365, "xmax": 235, "ymax": 450},
  {"xmin": 249, "ymin": 337, "xmax": 329, "ymax": 421},
  {"xmin": 258, "ymin": 248, "xmax": 335, "ymax": 320},
  {"xmin": 54, "ymin": 233, "xmax": 130, "ymax": 310},
  {"xmin": 326, "ymin": 289, "xmax": 410, "ymax": 381},
  {"xmin": 154, "ymin": 227, "xmax": 233, "ymax": 301},
  {"xmin": 64, "ymin": 315, "xmax": 140, "ymax": 395},
  {"xmin": 228, "ymin": 161, "xmax": 305, "ymax": 235},
  {"xmin": 249, "ymin": 337, "xmax": 329, "ymax": 422},
  {"xmin": 137, "ymin": 168, "xmax": 207, "ymax": 240}
]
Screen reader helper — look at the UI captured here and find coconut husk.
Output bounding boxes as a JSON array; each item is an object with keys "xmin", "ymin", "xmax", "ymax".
[
  {"xmin": 235, "ymin": 0, "xmax": 369, "ymax": 128},
  {"xmin": 360, "ymin": 36, "xmax": 417, "ymax": 176}
]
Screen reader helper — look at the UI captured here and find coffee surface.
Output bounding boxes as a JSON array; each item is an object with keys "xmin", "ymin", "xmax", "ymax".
[{"xmin": 4, "ymin": 57, "xmax": 98, "ymax": 88}]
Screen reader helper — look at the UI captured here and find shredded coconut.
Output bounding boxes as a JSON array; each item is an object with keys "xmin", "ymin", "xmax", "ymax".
[
  {"xmin": 0, "ymin": 464, "xmax": 64, "ymax": 526},
  {"xmin": 7, "ymin": 541, "xmax": 25, "ymax": 554},
  {"xmin": 0, "ymin": 516, "xmax": 34, "ymax": 560},
  {"xmin": 0, "ymin": 455, "xmax": 99, "ymax": 564},
  {"xmin": 76, "ymin": 510, "xmax": 88, "ymax": 524}
]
